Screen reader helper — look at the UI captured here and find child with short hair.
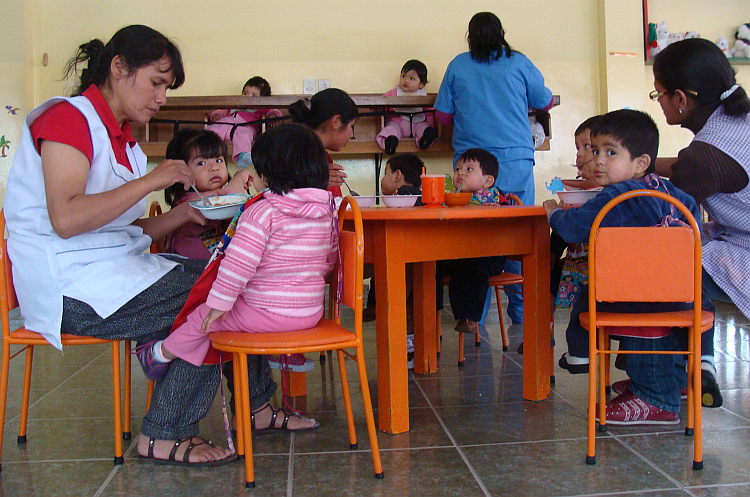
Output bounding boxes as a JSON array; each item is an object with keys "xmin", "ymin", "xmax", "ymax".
[
  {"xmin": 206, "ymin": 76, "xmax": 282, "ymax": 169},
  {"xmin": 438, "ymin": 148, "xmax": 508, "ymax": 333},
  {"xmin": 163, "ymin": 129, "xmax": 253, "ymax": 259},
  {"xmin": 141, "ymin": 124, "xmax": 338, "ymax": 379},
  {"xmin": 380, "ymin": 153, "xmax": 423, "ymax": 198},
  {"xmin": 547, "ymin": 109, "xmax": 705, "ymax": 425},
  {"xmin": 376, "ymin": 60, "xmax": 437, "ymax": 155}
]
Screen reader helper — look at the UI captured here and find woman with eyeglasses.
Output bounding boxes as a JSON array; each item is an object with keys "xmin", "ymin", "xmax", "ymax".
[{"xmin": 651, "ymin": 37, "xmax": 750, "ymax": 409}]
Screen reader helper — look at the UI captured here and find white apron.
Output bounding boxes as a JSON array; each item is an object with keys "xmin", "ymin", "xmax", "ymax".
[{"xmin": 3, "ymin": 95, "xmax": 178, "ymax": 349}]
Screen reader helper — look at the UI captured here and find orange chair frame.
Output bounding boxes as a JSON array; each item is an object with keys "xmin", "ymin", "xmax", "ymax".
[
  {"xmin": 209, "ymin": 196, "xmax": 383, "ymax": 488},
  {"xmin": 579, "ymin": 190, "xmax": 713, "ymax": 470},
  {"xmin": 0, "ymin": 211, "xmax": 132, "ymax": 470}
]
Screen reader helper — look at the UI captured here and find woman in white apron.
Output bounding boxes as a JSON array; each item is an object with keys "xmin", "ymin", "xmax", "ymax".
[
  {"xmin": 651, "ymin": 38, "xmax": 750, "ymax": 408},
  {"xmin": 4, "ymin": 25, "xmax": 315, "ymax": 468}
]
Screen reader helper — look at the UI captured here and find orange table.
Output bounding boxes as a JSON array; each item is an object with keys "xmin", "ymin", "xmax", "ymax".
[{"xmin": 352, "ymin": 204, "xmax": 551, "ymax": 434}]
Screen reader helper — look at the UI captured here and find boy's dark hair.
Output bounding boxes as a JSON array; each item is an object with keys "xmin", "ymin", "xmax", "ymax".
[
  {"xmin": 243, "ymin": 76, "xmax": 271, "ymax": 96},
  {"xmin": 387, "ymin": 153, "xmax": 424, "ymax": 186},
  {"xmin": 164, "ymin": 129, "xmax": 228, "ymax": 207},
  {"xmin": 401, "ymin": 60, "xmax": 428, "ymax": 85},
  {"xmin": 251, "ymin": 123, "xmax": 329, "ymax": 195},
  {"xmin": 575, "ymin": 115, "xmax": 602, "ymax": 136},
  {"xmin": 457, "ymin": 148, "xmax": 499, "ymax": 183},
  {"xmin": 654, "ymin": 38, "xmax": 750, "ymax": 117},
  {"xmin": 590, "ymin": 109, "xmax": 659, "ymax": 175},
  {"xmin": 467, "ymin": 12, "xmax": 514, "ymax": 62}
]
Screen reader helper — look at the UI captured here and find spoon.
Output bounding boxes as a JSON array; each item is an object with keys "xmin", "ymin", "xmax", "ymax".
[
  {"xmin": 191, "ymin": 184, "xmax": 212, "ymax": 206},
  {"xmin": 342, "ymin": 178, "xmax": 359, "ymax": 196}
]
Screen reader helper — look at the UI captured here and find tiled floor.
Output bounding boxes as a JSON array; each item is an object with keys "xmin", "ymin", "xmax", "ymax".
[{"xmin": 1, "ymin": 295, "xmax": 749, "ymax": 496}]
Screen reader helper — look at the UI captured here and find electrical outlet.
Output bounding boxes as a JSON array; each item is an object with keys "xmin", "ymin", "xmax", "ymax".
[
  {"xmin": 303, "ymin": 79, "xmax": 316, "ymax": 95},
  {"xmin": 317, "ymin": 79, "xmax": 331, "ymax": 91}
]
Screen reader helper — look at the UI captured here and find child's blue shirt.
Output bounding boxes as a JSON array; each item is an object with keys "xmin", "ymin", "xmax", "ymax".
[{"xmin": 548, "ymin": 177, "xmax": 701, "ymax": 244}]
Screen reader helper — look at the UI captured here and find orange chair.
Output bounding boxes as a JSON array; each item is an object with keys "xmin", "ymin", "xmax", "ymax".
[
  {"xmin": 579, "ymin": 190, "xmax": 713, "ymax": 470},
  {"xmin": 0, "ymin": 210, "xmax": 131, "ymax": 469},
  {"xmin": 209, "ymin": 196, "xmax": 383, "ymax": 487}
]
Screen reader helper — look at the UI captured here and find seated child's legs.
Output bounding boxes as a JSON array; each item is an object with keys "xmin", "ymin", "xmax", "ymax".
[
  {"xmin": 447, "ymin": 256, "xmax": 506, "ymax": 322},
  {"xmin": 620, "ymin": 333, "xmax": 681, "ymax": 413},
  {"xmin": 376, "ymin": 122, "xmax": 404, "ymax": 149},
  {"xmin": 564, "ymin": 288, "xmax": 590, "ymax": 359},
  {"xmin": 228, "ymin": 125, "xmax": 258, "ymax": 161}
]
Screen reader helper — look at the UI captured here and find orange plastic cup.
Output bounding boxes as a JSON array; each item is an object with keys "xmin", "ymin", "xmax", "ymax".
[{"xmin": 421, "ymin": 175, "xmax": 445, "ymax": 207}]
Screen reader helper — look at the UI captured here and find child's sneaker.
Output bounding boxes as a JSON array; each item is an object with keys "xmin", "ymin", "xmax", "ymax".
[
  {"xmin": 406, "ymin": 334, "xmax": 415, "ymax": 370},
  {"xmin": 596, "ymin": 389, "xmax": 679, "ymax": 426},
  {"xmin": 611, "ymin": 379, "xmax": 687, "ymax": 401},
  {"xmin": 133, "ymin": 339, "xmax": 170, "ymax": 382},
  {"xmin": 701, "ymin": 361, "xmax": 723, "ymax": 408},
  {"xmin": 267, "ymin": 354, "xmax": 315, "ymax": 372}
]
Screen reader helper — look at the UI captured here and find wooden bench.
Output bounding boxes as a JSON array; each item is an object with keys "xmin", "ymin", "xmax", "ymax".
[{"xmin": 131, "ymin": 93, "xmax": 557, "ymax": 158}]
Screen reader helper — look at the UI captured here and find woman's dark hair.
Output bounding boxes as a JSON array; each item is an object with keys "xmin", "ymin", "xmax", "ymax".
[
  {"xmin": 288, "ymin": 88, "xmax": 358, "ymax": 130},
  {"xmin": 64, "ymin": 25, "xmax": 185, "ymax": 97},
  {"xmin": 243, "ymin": 76, "xmax": 271, "ymax": 96},
  {"xmin": 251, "ymin": 123, "xmax": 329, "ymax": 195},
  {"xmin": 164, "ymin": 129, "xmax": 228, "ymax": 207},
  {"xmin": 467, "ymin": 12, "xmax": 513, "ymax": 62},
  {"xmin": 654, "ymin": 38, "xmax": 750, "ymax": 117},
  {"xmin": 401, "ymin": 60, "xmax": 428, "ymax": 85}
]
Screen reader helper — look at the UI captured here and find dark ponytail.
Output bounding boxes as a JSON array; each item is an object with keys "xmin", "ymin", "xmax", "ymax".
[
  {"xmin": 63, "ymin": 25, "xmax": 185, "ymax": 97},
  {"xmin": 467, "ymin": 12, "xmax": 513, "ymax": 62},
  {"xmin": 654, "ymin": 38, "xmax": 750, "ymax": 117},
  {"xmin": 289, "ymin": 88, "xmax": 358, "ymax": 130}
]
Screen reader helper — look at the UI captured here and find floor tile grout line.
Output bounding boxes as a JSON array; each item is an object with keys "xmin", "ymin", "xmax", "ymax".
[
  {"xmin": 412, "ymin": 376, "xmax": 492, "ymax": 497},
  {"xmin": 3, "ymin": 347, "xmax": 112, "ymax": 425},
  {"xmin": 287, "ymin": 435, "xmax": 295, "ymax": 497}
]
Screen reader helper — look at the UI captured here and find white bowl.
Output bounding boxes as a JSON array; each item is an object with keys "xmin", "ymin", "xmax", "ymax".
[
  {"xmin": 380, "ymin": 195, "xmax": 419, "ymax": 208},
  {"xmin": 190, "ymin": 194, "xmax": 249, "ymax": 220},
  {"xmin": 556, "ymin": 189, "xmax": 602, "ymax": 206},
  {"xmin": 335, "ymin": 196, "xmax": 376, "ymax": 210}
]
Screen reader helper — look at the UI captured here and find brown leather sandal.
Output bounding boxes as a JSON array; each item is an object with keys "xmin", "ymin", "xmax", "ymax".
[
  {"xmin": 250, "ymin": 404, "xmax": 320, "ymax": 435},
  {"xmin": 139, "ymin": 436, "xmax": 237, "ymax": 467}
]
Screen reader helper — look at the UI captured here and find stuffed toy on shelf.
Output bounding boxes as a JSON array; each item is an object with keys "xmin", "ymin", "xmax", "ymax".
[{"xmin": 732, "ymin": 23, "xmax": 750, "ymax": 58}]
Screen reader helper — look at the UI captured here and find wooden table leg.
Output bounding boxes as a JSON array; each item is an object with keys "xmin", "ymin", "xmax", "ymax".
[
  {"xmin": 413, "ymin": 261, "xmax": 437, "ymax": 374},
  {"xmin": 373, "ymin": 223, "xmax": 410, "ymax": 434}
]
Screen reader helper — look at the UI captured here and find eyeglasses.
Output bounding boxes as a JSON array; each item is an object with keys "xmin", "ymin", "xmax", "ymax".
[{"xmin": 649, "ymin": 90, "xmax": 666, "ymax": 101}]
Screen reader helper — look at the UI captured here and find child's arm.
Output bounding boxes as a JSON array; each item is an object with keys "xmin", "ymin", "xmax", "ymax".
[
  {"xmin": 208, "ymin": 109, "xmax": 231, "ymax": 122},
  {"xmin": 221, "ymin": 169, "xmax": 253, "ymax": 194},
  {"xmin": 200, "ymin": 308, "xmax": 228, "ymax": 334},
  {"xmin": 547, "ymin": 192, "xmax": 620, "ymax": 243},
  {"xmin": 261, "ymin": 108, "xmax": 283, "ymax": 128}
]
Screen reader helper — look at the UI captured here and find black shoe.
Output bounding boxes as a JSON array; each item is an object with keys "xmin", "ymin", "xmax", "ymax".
[
  {"xmin": 384, "ymin": 136, "xmax": 399, "ymax": 155},
  {"xmin": 362, "ymin": 306, "xmax": 376, "ymax": 323},
  {"xmin": 701, "ymin": 367, "xmax": 723, "ymax": 408},
  {"xmin": 418, "ymin": 127, "xmax": 437, "ymax": 150},
  {"xmin": 558, "ymin": 353, "xmax": 589, "ymax": 374}
]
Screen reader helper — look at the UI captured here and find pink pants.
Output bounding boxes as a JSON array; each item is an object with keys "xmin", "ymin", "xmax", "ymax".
[
  {"xmin": 206, "ymin": 115, "xmax": 260, "ymax": 161},
  {"xmin": 376, "ymin": 118, "xmax": 432, "ymax": 150},
  {"xmin": 163, "ymin": 299, "xmax": 323, "ymax": 367}
]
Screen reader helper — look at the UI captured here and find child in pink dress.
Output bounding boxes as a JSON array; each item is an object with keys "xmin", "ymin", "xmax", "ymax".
[
  {"xmin": 144, "ymin": 124, "xmax": 338, "ymax": 375},
  {"xmin": 162, "ymin": 129, "xmax": 253, "ymax": 259},
  {"xmin": 206, "ymin": 76, "xmax": 282, "ymax": 169}
]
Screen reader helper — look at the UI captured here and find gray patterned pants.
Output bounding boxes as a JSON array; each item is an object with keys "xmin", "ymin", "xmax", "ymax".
[{"xmin": 61, "ymin": 256, "xmax": 277, "ymax": 440}]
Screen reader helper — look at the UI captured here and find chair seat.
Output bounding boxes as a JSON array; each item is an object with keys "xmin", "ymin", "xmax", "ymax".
[
  {"xmin": 210, "ymin": 319, "xmax": 358, "ymax": 353},
  {"xmin": 487, "ymin": 272, "xmax": 523, "ymax": 286},
  {"xmin": 9, "ymin": 327, "xmax": 120, "ymax": 346},
  {"xmin": 580, "ymin": 309, "xmax": 714, "ymax": 332}
]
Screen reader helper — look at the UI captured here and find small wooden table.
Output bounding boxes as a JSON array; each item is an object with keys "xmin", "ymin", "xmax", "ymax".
[{"xmin": 351, "ymin": 204, "xmax": 552, "ymax": 434}]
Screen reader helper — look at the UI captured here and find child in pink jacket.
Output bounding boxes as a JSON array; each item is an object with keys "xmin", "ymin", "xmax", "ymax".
[
  {"xmin": 376, "ymin": 60, "xmax": 437, "ymax": 155},
  {"xmin": 142, "ymin": 124, "xmax": 338, "ymax": 376},
  {"xmin": 206, "ymin": 76, "xmax": 282, "ymax": 169}
]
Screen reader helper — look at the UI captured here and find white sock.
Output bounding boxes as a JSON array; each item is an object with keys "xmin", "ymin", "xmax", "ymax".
[
  {"xmin": 564, "ymin": 352, "xmax": 589, "ymax": 365},
  {"xmin": 152, "ymin": 340, "xmax": 172, "ymax": 363},
  {"xmin": 701, "ymin": 360, "xmax": 716, "ymax": 377}
]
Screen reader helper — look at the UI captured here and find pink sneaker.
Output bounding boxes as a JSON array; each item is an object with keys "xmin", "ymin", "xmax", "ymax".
[
  {"xmin": 596, "ymin": 390, "xmax": 679, "ymax": 426},
  {"xmin": 267, "ymin": 354, "xmax": 314, "ymax": 372},
  {"xmin": 611, "ymin": 379, "xmax": 687, "ymax": 400}
]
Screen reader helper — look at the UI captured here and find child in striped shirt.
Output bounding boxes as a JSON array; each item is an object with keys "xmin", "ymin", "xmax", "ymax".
[{"xmin": 146, "ymin": 124, "xmax": 338, "ymax": 373}]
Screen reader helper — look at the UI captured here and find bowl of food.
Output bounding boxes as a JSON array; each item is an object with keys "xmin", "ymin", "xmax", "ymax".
[
  {"xmin": 190, "ymin": 194, "xmax": 249, "ymax": 220},
  {"xmin": 334, "ymin": 195, "xmax": 376, "ymax": 210},
  {"xmin": 444, "ymin": 192, "xmax": 473, "ymax": 207},
  {"xmin": 381, "ymin": 195, "xmax": 420, "ymax": 208},
  {"xmin": 556, "ymin": 188, "xmax": 602, "ymax": 206}
]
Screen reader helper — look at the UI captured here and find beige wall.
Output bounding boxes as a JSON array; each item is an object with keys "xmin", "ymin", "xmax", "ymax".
[{"xmin": 1, "ymin": 0, "xmax": 748, "ymax": 205}]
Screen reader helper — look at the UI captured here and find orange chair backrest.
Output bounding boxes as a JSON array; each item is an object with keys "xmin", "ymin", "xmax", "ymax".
[
  {"xmin": 588, "ymin": 190, "xmax": 702, "ymax": 305},
  {"xmin": 336, "ymin": 197, "xmax": 364, "ymax": 320},
  {"xmin": 506, "ymin": 193, "xmax": 523, "ymax": 205}
]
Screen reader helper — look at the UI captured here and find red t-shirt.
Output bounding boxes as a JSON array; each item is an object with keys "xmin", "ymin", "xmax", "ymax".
[
  {"xmin": 327, "ymin": 153, "xmax": 342, "ymax": 197},
  {"xmin": 29, "ymin": 84, "xmax": 136, "ymax": 172}
]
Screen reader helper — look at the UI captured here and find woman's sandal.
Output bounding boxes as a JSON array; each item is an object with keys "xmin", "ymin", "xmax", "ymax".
[
  {"xmin": 250, "ymin": 404, "xmax": 320, "ymax": 435},
  {"xmin": 139, "ymin": 436, "xmax": 237, "ymax": 468}
]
